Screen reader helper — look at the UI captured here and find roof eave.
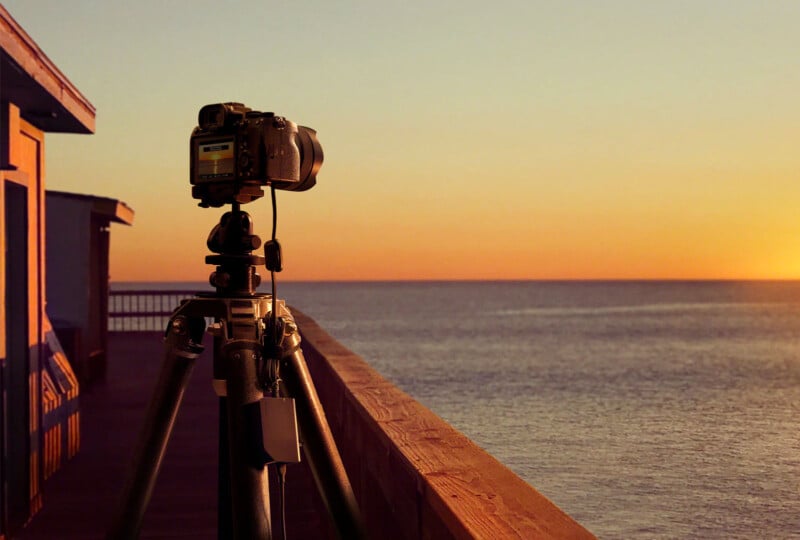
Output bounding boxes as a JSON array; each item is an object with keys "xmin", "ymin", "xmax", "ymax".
[
  {"xmin": 0, "ymin": 5, "xmax": 95, "ymax": 134},
  {"xmin": 46, "ymin": 190, "xmax": 135, "ymax": 226}
]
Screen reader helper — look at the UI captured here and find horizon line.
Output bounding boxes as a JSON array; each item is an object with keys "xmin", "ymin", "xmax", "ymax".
[{"xmin": 110, "ymin": 277, "xmax": 800, "ymax": 284}]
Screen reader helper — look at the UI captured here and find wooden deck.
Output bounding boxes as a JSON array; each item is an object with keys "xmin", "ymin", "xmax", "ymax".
[
  {"xmin": 18, "ymin": 317, "xmax": 595, "ymax": 539},
  {"xmin": 19, "ymin": 331, "xmax": 219, "ymax": 539}
]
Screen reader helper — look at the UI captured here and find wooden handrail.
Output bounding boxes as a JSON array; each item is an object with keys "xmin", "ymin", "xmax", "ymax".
[
  {"xmin": 293, "ymin": 309, "xmax": 596, "ymax": 539},
  {"xmin": 105, "ymin": 292, "xmax": 596, "ymax": 537},
  {"xmin": 108, "ymin": 290, "xmax": 203, "ymax": 331}
]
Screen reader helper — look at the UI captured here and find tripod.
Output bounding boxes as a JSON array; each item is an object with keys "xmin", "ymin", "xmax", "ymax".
[{"xmin": 107, "ymin": 205, "xmax": 365, "ymax": 539}]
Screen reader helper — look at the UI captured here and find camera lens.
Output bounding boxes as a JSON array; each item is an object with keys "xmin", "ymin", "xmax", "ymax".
[{"xmin": 290, "ymin": 126, "xmax": 323, "ymax": 191}]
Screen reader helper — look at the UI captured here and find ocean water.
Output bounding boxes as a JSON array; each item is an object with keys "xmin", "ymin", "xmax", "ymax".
[{"xmin": 113, "ymin": 280, "xmax": 800, "ymax": 539}]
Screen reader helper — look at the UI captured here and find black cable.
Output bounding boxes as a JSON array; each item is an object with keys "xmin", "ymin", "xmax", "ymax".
[
  {"xmin": 271, "ymin": 185, "xmax": 278, "ymax": 242},
  {"xmin": 277, "ymin": 463, "xmax": 288, "ymax": 540},
  {"xmin": 270, "ymin": 188, "xmax": 288, "ymax": 540},
  {"xmin": 270, "ymin": 186, "xmax": 278, "ymax": 333}
]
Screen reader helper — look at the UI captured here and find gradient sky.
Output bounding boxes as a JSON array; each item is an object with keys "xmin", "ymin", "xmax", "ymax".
[{"xmin": 4, "ymin": 1, "xmax": 800, "ymax": 281}]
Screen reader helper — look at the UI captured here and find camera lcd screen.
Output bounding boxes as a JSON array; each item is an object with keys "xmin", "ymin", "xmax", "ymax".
[{"xmin": 197, "ymin": 139, "xmax": 235, "ymax": 181}]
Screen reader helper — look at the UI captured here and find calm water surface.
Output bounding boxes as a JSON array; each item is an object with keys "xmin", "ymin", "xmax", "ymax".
[{"xmin": 115, "ymin": 281, "xmax": 800, "ymax": 539}]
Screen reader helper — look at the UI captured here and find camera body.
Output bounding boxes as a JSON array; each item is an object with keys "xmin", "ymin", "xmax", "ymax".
[{"xmin": 190, "ymin": 103, "xmax": 322, "ymax": 207}]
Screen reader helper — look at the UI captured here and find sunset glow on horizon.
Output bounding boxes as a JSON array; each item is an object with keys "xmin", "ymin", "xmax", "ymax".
[{"xmin": 5, "ymin": 1, "xmax": 799, "ymax": 282}]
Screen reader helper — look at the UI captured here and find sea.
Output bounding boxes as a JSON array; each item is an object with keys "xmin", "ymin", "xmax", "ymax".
[{"xmin": 112, "ymin": 280, "xmax": 800, "ymax": 539}]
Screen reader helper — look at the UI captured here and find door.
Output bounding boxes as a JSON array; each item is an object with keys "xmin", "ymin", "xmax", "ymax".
[{"xmin": 3, "ymin": 180, "xmax": 30, "ymax": 533}]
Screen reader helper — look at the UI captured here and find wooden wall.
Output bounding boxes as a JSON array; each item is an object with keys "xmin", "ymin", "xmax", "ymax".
[
  {"xmin": 1, "ymin": 102, "xmax": 45, "ymax": 532},
  {"xmin": 1, "ymin": 101, "xmax": 79, "ymax": 536}
]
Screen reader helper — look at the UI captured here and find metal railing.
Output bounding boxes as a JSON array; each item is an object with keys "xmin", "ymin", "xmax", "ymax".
[{"xmin": 108, "ymin": 290, "xmax": 201, "ymax": 331}]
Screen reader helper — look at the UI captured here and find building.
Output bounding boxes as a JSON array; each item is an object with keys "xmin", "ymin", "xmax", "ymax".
[
  {"xmin": 1, "ymin": 5, "xmax": 95, "ymax": 536},
  {"xmin": 46, "ymin": 191, "xmax": 133, "ymax": 388}
]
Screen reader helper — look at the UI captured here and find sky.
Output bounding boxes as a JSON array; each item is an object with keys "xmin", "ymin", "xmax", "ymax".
[{"xmin": 4, "ymin": 1, "xmax": 800, "ymax": 281}]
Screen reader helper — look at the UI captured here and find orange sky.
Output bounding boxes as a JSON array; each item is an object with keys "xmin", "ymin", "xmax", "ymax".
[{"xmin": 7, "ymin": 1, "xmax": 800, "ymax": 281}]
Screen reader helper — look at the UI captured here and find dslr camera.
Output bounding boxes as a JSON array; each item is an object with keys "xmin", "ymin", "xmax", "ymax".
[{"xmin": 190, "ymin": 102, "xmax": 323, "ymax": 207}]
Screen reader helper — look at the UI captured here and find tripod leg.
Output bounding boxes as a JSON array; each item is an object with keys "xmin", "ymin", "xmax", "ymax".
[
  {"xmin": 218, "ymin": 398, "xmax": 233, "ymax": 539},
  {"xmin": 222, "ymin": 340, "xmax": 272, "ymax": 539},
  {"xmin": 280, "ymin": 327, "xmax": 366, "ymax": 540},
  {"xmin": 106, "ymin": 316, "xmax": 205, "ymax": 540}
]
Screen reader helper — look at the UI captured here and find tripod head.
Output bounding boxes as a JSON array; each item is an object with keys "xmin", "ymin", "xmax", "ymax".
[{"xmin": 206, "ymin": 202, "xmax": 265, "ymax": 296}]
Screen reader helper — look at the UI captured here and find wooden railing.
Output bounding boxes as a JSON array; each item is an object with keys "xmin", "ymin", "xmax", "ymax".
[
  {"xmin": 106, "ymin": 293, "xmax": 596, "ymax": 537},
  {"xmin": 291, "ymin": 309, "xmax": 596, "ymax": 539},
  {"xmin": 108, "ymin": 290, "xmax": 201, "ymax": 331}
]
